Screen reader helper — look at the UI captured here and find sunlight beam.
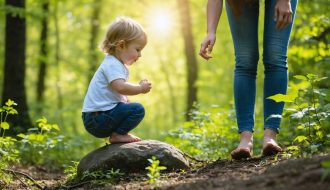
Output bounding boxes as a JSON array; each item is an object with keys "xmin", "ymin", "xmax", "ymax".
[{"xmin": 147, "ymin": 8, "xmax": 175, "ymax": 37}]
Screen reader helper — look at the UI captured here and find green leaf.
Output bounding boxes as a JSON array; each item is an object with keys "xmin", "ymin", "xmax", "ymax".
[
  {"xmin": 316, "ymin": 131, "xmax": 323, "ymax": 138},
  {"xmin": 36, "ymin": 117, "xmax": 47, "ymax": 125},
  {"xmin": 183, "ymin": 121, "xmax": 194, "ymax": 128},
  {"xmin": 306, "ymin": 74, "xmax": 318, "ymax": 80},
  {"xmin": 315, "ymin": 77, "xmax": 328, "ymax": 82},
  {"xmin": 267, "ymin": 93, "xmax": 296, "ymax": 103},
  {"xmin": 0, "ymin": 122, "xmax": 10, "ymax": 130},
  {"xmin": 321, "ymin": 161, "xmax": 330, "ymax": 168},
  {"xmin": 321, "ymin": 169, "xmax": 330, "ymax": 182},
  {"xmin": 286, "ymin": 145, "xmax": 299, "ymax": 151},
  {"xmin": 294, "ymin": 75, "xmax": 307, "ymax": 81},
  {"xmin": 285, "ymin": 108, "xmax": 297, "ymax": 112},
  {"xmin": 8, "ymin": 109, "xmax": 18, "ymax": 115},
  {"xmin": 297, "ymin": 125, "xmax": 305, "ymax": 129},
  {"xmin": 36, "ymin": 134, "xmax": 45, "ymax": 142},
  {"xmin": 294, "ymin": 136, "xmax": 308, "ymax": 143},
  {"xmin": 5, "ymin": 99, "xmax": 16, "ymax": 107},
  {"xmin": 158, "ymin": 166, "xmax": 167, "ymax": 170},
  {"xmin": 27, "ymin": 134, "xmax": 37, "ymax": 141},
  {"xmin": 17, "ymin": 134, "xmax": 25, "ymax": 138},
  {"xmin": 299, "ymin": 103, "xmax": 309, "ymax": 108},
  {"xmin": 321, "ymin": 161, "xmax": 330, "ymax": 182},
  {"xmin": 51, "ymin": 124, "xmax": 60, "ymax": 131},
  {"xmin": 313, "ymin": 89, "xmax": 325, "ymax": 96}
]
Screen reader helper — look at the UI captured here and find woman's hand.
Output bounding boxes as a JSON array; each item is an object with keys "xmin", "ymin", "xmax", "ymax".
[
  {"xmin": 199, "ymin": 33, "xmax": 216, "ymax": 60},
  {"xmin": 274, "ymin": 0, "xmax": 293, "ymax": 30}
]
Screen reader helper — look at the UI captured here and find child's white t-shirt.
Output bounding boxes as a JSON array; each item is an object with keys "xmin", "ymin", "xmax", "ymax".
[{"xmin": 82, "ymin": 55, "xmax": 128, "ymax": 112}]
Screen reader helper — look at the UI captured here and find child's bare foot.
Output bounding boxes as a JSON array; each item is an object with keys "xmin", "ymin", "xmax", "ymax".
[
  {"xmin": 231, "ymin": 131, "xmax": 253, "ymax": 160},
  {"xmin": 262, "ymin": 129, "xmax": 282, "ymax": 156},
  {"xmin": 110, "ymin": 132, "xmax": 142, "ymax": 144}
]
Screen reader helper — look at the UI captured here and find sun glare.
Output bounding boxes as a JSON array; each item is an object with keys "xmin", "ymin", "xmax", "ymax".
[{"xmin": 147, "ymin": 8, "xmax": 175, "ymax": 36}]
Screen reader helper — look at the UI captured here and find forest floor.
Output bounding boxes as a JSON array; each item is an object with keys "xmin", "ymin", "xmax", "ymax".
[{"xmin": 3, "ymin": 153, "xmax": 330, "ymax": 190}]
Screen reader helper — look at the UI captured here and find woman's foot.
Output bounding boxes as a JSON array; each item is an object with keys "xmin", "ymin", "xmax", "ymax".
[
  {"xmin": 110, "ymin": 132, "xmax": 142, "ymax": 144},
  {"xmin": 262, "ymin": 129, "xmax": 282, "ymax": 156},
  {"xmin": 231, "ymin": 131, "xmax": 253, "ymax": 160}
]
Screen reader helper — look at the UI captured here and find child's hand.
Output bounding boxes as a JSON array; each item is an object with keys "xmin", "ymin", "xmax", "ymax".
[{"xmin": 139, "ymin": 79, "xmax": 152, "ymax": 94}]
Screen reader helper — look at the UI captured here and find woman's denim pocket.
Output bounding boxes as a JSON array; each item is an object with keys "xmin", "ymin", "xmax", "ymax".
[{"xmin": 83, "ymin": 112, "xmax": 114, "ymax": 138}]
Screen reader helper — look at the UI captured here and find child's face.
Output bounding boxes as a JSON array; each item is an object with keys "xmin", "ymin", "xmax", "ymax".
[{"xmin": 117, "ymin": 35, "xmax": 147, "ymax": 66}]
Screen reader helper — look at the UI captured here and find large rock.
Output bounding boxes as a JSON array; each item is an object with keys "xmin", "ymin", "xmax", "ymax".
[{"xmin": 77, "ymin": 140, "xmax": 189, "ymax": 176}]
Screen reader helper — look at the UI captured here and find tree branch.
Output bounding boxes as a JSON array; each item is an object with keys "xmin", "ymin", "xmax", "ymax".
[{"xmin": 2, "ymin": 168, "xmax": 44, "ymax": 189}]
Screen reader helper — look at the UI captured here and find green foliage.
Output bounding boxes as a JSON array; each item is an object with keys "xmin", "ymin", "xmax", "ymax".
[
  {"xmin": 0, "ymin": 5, "xmax": 26, "ymax": 18},
  {"xmin": 0, "ymin": 98, "xmax": 100, "ymax": 190},
  {"xmin": 267, "ymin": 93, "xmax": 296, "ymax": 103},
  {"xmin": 321, "ymin": 160, "xmax": 330, "ymax": 182},
  {"xmin": 0, "ymin": 99, "xmax": 78, "ymax": 187},
  {"xmin": 145, "ymin": 156, "xmax": 167, "ymax": 185},
  {"xmin": 0, "ymin": 99, "xmax": 19, "ymax": 183},
  {"xmin": 63, "ymin": 168, "xmax": 124, "ymax": 188},
  {"xmin": 269, "ymin": 74, "xmax": 330, "ymax": 157},
  {"xmin": 166, "ymin": 105, "xmax": 237, "ymax": 160},
  {"xmin": 63, "ymin": 161, "xmax": 80, "ymax": 183},
  {"xmin": 289, "ymin": 0, "xmax": 330, "ymax": 85},
  {"xmin": 0, "ymin": 99, "xmax": 19, "ymax": 136},
  {"xmin": 81, "ymin": 168, "xmax": 123, "ymax": 183},
  {"xmin": 17, "ymin": 117, "xmax": 64, "ymax": 165}
]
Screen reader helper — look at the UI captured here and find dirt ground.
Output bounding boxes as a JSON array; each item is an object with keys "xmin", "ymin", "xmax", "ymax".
[{"xmin": 2, "ymin": 153, "xmax": 330, "ymax": 190}]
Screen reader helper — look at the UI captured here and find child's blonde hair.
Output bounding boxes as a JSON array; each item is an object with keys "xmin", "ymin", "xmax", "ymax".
[{"xmin": 101, "ymin": 16, "xmax": 146, "ymax": 55}]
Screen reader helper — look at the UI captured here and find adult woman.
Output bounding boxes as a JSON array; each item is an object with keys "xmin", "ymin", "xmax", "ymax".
[{"xmin": 200, "ymin": 0, "xmax": 298, "ymax": 159}]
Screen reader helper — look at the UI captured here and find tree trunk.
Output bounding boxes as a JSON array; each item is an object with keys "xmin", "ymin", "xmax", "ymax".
[
  {"xmin": 54, "ymin": 0, "xmax": 64, "ymax": 126},
  {"xmin": 157, "ymin": 49, "xmax": 178, "ymax": 126},
  {"xmin": 36, "ymin": 0, "xmax": 49, "ymax": 114},
  {"xmin": 177, "ymin": 0, "xmax": 199, "ymax": 120},
  {"xmin": 2, "ymin": 0, "xmax": 32, "ymax": 135},
  {"xmin": 88, "ymin": 0, "xmax": 102, "ymax": 83}
]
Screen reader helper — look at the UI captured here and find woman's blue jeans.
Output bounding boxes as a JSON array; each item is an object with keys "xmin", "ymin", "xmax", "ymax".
[
  {"xmin": 82, "ymin": 102, "xmax": 145, "ymax": 138},
  {"xmin": 226, "ymin": 0, "xmax": 298, "ymax": 133}
]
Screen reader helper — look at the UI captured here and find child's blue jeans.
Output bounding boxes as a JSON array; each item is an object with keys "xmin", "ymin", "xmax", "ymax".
[
  {"xmin": 82, "ymin": 102, "xmax": 145, "ymax": 138},
  {"xmin": 225, "ymin": 0, "xmax": 298, "ymax": 133}
]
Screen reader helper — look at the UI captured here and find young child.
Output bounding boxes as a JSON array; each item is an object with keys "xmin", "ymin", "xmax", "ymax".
[{"xmin": 82, "ymin": 16, "xmax": 151, "ymax": 144}]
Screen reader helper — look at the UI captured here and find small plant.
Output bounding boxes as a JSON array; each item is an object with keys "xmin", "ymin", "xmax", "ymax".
[
  {"xmin": 0, "ymin": 99, "xmax": 69, "ymax": 188},
  {"xmin": 0, "ymin": 99, "xmax": 18, "ymax": 136},
  {"xmin": 321, "ymin": 160, "xmax": 330, "ymax": 182},
  {"xmin": 17, "ymin": 117, "xmax": 64, "ymax": 164},
  {"xmin": 268, "ymin": 74, "xmax": 329, "ymax": 157},
  {"xmin": 145, "ymin": 156, "xmax": 167, "ymax": 185},
  {"xmin": 81, "ymin": 168, "xmax": 123, "ymax": 184},
  {"xmin": 0, "ymin": 99, "xmax": 19, "ymax": 183},
  {"xmin": 64, "ymin": 161, "xmax": 79, "ymax": 182},
  {"xmin": 167, "ymin": 105, "xmax": 238, "ymax": 160}
]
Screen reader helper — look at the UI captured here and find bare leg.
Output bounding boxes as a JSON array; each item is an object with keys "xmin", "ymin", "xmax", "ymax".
[
  {"xmin": 110, "ymin": 132, "xmax": 142, "ymax": 144},
  {"xmin": 231, "ymin": 131, "xmax": 253, "ymax": 159},
  {"xmin": 262, "ymin": 129, "xmax": 282, "ymax": 156}
]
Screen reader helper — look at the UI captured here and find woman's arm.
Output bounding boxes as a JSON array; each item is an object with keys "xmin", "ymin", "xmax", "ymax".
[
  {"xmin": 207, "ymin": 0, "xmax": 223, "ymax": 35},
  {"xmin": 111, "ymin": 79, "xmax": 151, "ymax": 95},
  {"xmin": 199, "ymin": 0, "xmax": 223, "ymax": 60}
]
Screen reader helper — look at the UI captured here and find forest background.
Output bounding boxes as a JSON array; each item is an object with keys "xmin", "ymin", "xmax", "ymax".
[{"xmin": 0, "ymin": 0, "xmax": 329, "ymax": 170}]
